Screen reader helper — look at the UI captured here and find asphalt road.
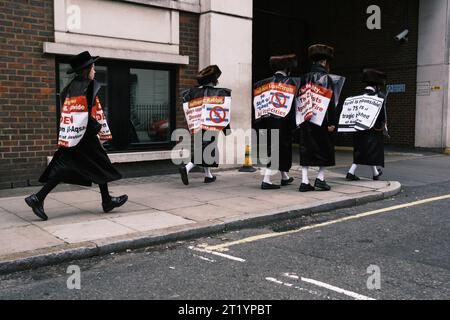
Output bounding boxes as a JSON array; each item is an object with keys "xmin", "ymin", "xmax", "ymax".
[{"xmin": 0, "ymin": 154, "xmax": 449, "ymax": 300}]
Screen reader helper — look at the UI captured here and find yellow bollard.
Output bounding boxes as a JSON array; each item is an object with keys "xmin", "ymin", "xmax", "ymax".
[{"xmin": 239, "ymin": 145, "xmax": 257, "ymax": 172}]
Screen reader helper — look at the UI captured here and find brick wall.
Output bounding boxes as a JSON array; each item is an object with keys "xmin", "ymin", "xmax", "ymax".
[
  {"xmin": 328, "ymin": 0, "xmax": 419, "ymax": 147},
  {"xmin": 0, "ymin": 0, "xmax": 56, "ymax": 189},
  {"xmin": 176, "ymin": 12, "xmax": 199, "ymax": 130}
]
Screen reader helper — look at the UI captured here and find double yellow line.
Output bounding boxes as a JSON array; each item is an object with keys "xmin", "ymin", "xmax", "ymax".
[{"xmin": 205, "ymin": 194, "xmax": 450, "ymax": 252}]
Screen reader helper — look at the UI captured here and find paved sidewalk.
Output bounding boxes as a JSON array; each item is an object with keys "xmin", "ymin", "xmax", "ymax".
[{"xmin": 0, "ymin": 167, "xmax": 401, "ymax": 274}]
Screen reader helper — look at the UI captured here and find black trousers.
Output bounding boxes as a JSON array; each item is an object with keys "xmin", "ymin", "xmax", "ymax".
[{"xmin": 259, "ymin": 118, "xmax": 293, "ymax": 173}]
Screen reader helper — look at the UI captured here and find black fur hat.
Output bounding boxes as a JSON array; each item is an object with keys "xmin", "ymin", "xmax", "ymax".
[
  {"xmin": 308, "ymin": 44, "xmax": 334, "ymax": 62},
  {"xmin": 197, "ymin": 65, "xmax": 222, "ymax": 86},
  {"xmin": 270, "ymin": 54, "xmax": 298, "ymax": 72},
  {"xmin": 363, "ymin": 69, "xmax": 387, "ymax": 85}
]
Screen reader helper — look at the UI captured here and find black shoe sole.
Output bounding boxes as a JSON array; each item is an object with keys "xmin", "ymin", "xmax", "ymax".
[
  {"xmin": 204, "ymin": 177, "xmax": 217, "ymax": 184},
  {"xmin": 103, "ymin": 196, "xmax": 128, "ymax": 214},
  {"xmin": 25, "ymin": 197, "xmax": 48, "ymax": 221},
  {"xmin": 261, "ymin": 184, "xmax": 281, "ymax": 190},
  {"xmin": 179, "ymin": 168, "xmax": 189, "ymax": 186},
  {"xmin": 281, "ymin": 178, "xmax": 294, "ymax": 186}
]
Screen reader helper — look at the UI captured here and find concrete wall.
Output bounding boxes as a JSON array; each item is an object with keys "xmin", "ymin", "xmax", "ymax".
[
  {"xmin": 416, "ymin": 0, "xmax": 450, "ymax": 149},
  {"xmin": 48, "ymin": 0, "xmax": 188, "ymax": 64},
  {"xmin": 199, "ymin": 0, "xmax": 253, "ymax": 164}
]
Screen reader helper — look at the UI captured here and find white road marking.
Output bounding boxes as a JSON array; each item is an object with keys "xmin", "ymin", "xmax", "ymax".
[
  {"xmin": 300, "ymin": 277, "xmax": 375, "ymax": 301},
  {"xmin": 266, "ymin": 277, "xmax": 333, "ymax": 300},
  {"xmin": 193, "ymin": 254, "xmax": 216, "ymax": 263},
  {"xmin": 205, "ymin": 194, "xmax": 450, "ymax": 252},
  {"xmin": 188, "ymin": 246, "xmax": 246, "ymax": 263},
  {"xmin": 282, "ymin": 273, "xmax": 375, "ymax": 300}
]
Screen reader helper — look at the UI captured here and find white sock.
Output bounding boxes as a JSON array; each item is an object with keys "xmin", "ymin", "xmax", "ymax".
[
  {"xmin": 372, "ymin": 166, "xmax": 379, "ymax": 176},
  {"xmin": 302, "ymin": 167, "xmax": 309, "ymax": 185},
  {"xmin": 317, "ymin": 167, "xmax": 326, "ymax": 182},
  {"xmin": 263, "ymin": 169, "xmax": 273, "ymax": 184},
  {"xmin": 204, "ymin": 168, "xmax": 213, "ymax": 178},
  {"xmin": 281, "ymin": 171, "xmax": 290, "ymax": 180},
  {"xmin": 185, "ymin": 162, "xmax": 195, "ymax": 173},
  {"xmin": 349, "ymin": 164, "xmax": 358, "ymax": 175}
]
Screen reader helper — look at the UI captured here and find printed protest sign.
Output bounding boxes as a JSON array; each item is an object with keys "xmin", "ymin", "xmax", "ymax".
[
  {"xmin": 58, "ymin": 96, "xmax": 89, "ymax": 148},
  {"xmin": 338, "ymin": 97, "xmax": 359, "ymax": 132},
  {"xmin": 202, "ymin": 95, "xmax": 232, "ymax": 131},
  {"xmin": 92, "ymin": 97, "xmax": 112, "ymax": 142},
  {"xmin": 183, "ymin": 96, "xmax": 204, "ymax": 133},
  {"xmin": 253, "ymin": 81, "xmax": 297, "ymax": 120},
  {"xmin": 183, "ymin": 88, "xmax": 232, "ymax": 133},
  {"xmin": 338, "ymin": 94, "xmax": 384, "ymax": 132},
  {"xmin": 296, "ymin": 82, "xmax": 333, "ymax": 127}
]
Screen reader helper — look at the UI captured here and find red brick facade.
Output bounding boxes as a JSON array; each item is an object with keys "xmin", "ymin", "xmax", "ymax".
[
  {"xmin": 0, "ymin": 0, "xmax": 56, "ymax": 189},
  {"xmin": 176, "ymin": 12, "xmax": 200, "ymax": 130}
]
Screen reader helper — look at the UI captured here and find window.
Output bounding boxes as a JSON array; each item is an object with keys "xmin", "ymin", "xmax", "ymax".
[{"xmin": 57, "ymin": 59, "xmax": 175, "ymax": 152}]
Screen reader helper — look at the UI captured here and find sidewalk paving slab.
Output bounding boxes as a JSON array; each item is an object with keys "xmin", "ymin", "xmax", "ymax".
[{"xmin": 0, "ymin": 168, "xmax": 401, "ymax": 274}]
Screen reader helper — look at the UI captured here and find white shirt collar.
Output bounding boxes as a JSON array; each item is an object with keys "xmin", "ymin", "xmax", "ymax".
[{"xmin": 275, "ymin": 71, "xmax": 287, "ymax": 77}]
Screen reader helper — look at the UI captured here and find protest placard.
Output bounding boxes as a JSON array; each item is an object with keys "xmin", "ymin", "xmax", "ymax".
[
  {"xmin": 296, "ymin": 82, "xmax": 333, "ymax": 127},
  {"xmin": 253, "ymin": 81, "xmax": 297, "ymax": 120},
  {"xmin": 338, "ymin": 94, "xmax": 384, "ymax": 132},
  {"xmin": 183, "ymin": 88, "xmax": 232, "ymax": 133},
  {"xmin": 58, "ymin": 96, "xmax": 89, "ymax": 148}
]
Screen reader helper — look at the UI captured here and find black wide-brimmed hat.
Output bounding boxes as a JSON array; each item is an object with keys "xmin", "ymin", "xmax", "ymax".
[
  {"xmin": 308, "ymin": 44, "xmax": 335, "ymax": 62},
  {"xmin": 67, "ymin": 51, "xmax": 100, "ymax": 74},
  {"xmin": 363, "ymin": 68, "xmax": 387, "ymax": 85},
  {"xmin": 270, "ymin": 54, "xmax": 298, "ymax": 72},
  {"xmin": 197, "ymin": 65, "xmax": 222, "ymax": 86}
]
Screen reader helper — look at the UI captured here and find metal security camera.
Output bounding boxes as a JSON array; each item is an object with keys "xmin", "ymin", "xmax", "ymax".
[{"xmin": 395, "ymin": 29, "xmax": 409, "ymax": 42}]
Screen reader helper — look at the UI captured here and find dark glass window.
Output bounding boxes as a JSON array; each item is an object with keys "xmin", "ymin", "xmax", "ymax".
[{"xmin": 57, "ymin": 60, "xmax": 175, "ymax": 152}]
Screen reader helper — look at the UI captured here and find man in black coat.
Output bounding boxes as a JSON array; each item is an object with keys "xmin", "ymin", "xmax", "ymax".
[
  {"xmin": 254, "ymin": 54, "xmax": 298, "ymax": 190},
  {"xmin": 179, "ymin": 65, "xmax": 231, "ymax": 186},
  {"xmin": 25, "ymin": 52, "xmax": 128, "ymax": 221},
  {"xmin": 297, "ymin": 44, "xmax": 345, "ymax": 192},
  {"xmin": 346, "ymin": 69, "xmax": 387, "ymax": 181}
]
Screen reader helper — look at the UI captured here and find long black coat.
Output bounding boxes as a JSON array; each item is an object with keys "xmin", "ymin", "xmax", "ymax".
[
  {"xmin": 40, "ymin": 77, "xmax": 122, "ymax": 186},
  {"xmin": 298, "ymin": 65, "xmax": 342, "ymax": 167},
  {"xmin": 254, "ymin": 73, "xmax": 297, "ymax": 172},
  {"xmin": 353, "ymin": 88, "xmax": 386, "ymax": 167},
  {"xmin": 183, "ymin": 86, "xmax": 231, "ymax": 168}
]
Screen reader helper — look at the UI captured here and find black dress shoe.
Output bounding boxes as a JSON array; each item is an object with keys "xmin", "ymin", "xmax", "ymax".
[
  {"xmin": 261, "ymin": 182, "xmax": 281, "ymax": 190},
  {"xmin": 299, "ymin": 183, "xmax": 315, "ymax": 193},
  {"xmin": 346, "ymin": 173, "xmax": 360, "ymax": 181},
  {"xmin": 103, "ymin": 195, "xmax": 128, "ymax": 213},
  {"xmin": 373, "ymin": 169, "xmax": 383, "ymax": 181},
  {"xmin": 314, "ymin": 178, "xmax": 331, "ymax": 191},
  {"xmin": 25, "ymin": 195, "xmax": 48, "ymax": 221},
  {"xmin": 204, "ymin": 176, "xmax": 217, "ymax": 184},
  {"xmin": 281, "ymin": 177, "xmax": 294, "ymax": 186},
  {"xmin": 179, "ymin": 166, "xmax": 189, "ymax": 186}
]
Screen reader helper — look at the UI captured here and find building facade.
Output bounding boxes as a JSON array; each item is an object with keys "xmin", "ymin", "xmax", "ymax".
[{"xmin": 0, "ymin": 0, "xmax": 449, "ymax": 189}]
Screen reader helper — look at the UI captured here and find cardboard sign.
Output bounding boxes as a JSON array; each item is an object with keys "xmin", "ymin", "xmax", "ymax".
[
  {"xmin": 58, "ymin": 96, "xmax": 89, "ymax": 148},
  {"xmin": 338, "ymin": 94, "xmax": 384, "ymax": 132},
  {"xmin": 253, "ymin": 82, "xmax": 296, "ymax": 120},
  {"xmin": 92, "ymin": 97, "xmax": 112, "ymax": 142},
  {"xmin": 296, "ymin": 82, "xmax": 333, "ymax": 127},
  {"xmin": 183, "ymin": 90, "xmax": 232, "ymax": 134},
  {"xmin": 184, "ymin": 97, "xmax": 204, "ymax": 133},
  {"xmin": 58, "ymin": 96, "xmax": 112, "ymax": 148}
]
